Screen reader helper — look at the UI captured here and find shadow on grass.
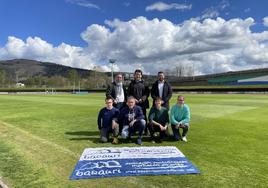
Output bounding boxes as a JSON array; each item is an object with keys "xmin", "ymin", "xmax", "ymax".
[
  {"xmin": 65, "ymin": 131, "xmax": 99, "ymax": 136},
  {"xmin": 65, "ymin": 131, "xmax": 100, "ymax": 143},
  {"xmin": 66, "ymin": 131, "xmax": 177, "ymax": 144}
]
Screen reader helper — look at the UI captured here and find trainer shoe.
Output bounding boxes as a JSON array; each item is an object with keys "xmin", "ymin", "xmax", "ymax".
[
  {"xmin": 182, "ymin": 136, "xmax": 187, "ymax": 142},
  {"xmin": 137, "ymin": 138, "xmax": 142, "ymax": 145},
  {"xmin": 112, "ymin": 137, "xmax": 119, "ymax": 144}
]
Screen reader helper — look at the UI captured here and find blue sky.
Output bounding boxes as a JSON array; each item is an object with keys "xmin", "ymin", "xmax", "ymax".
[{"xmin": 0, "ymin": 0, "xmax": 268, "ymax": 75}]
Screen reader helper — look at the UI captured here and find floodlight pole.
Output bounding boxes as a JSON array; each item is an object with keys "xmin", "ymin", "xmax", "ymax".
[{"xmin": 109, "ymin": 59, "xmax": 116, "ymax": 83}]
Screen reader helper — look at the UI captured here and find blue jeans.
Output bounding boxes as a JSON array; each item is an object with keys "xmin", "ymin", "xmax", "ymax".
[{"xmin": 121, "ymin": 119, "xmax": 146, "ymax": 139}]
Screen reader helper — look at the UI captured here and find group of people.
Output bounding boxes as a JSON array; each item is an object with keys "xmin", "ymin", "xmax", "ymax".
[{"xmin": 97, "ymin": 69, "xmax": 191, "ymax": 145}]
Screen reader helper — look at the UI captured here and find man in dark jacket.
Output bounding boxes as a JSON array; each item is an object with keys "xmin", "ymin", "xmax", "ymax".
[
  {"xmin": 151, "ymin": 71, "xmax": 172, "ymax": 109},
  {"xmin": 106, "ymin": 73, "xmax": 127, "ymax": 110},
  {"xmin": 127, "ymin": 69, "xmax": 150, "ymax": 120},
  {"xmin": 97, "ymin": 97, "xmax": 120, "ymax": 144},
  {"xmin": 119, "ymin": 96, "xmax": 146, "ymax": 145},
  {"xmin": 127, "ymin": 69, "xmax": 150, "ymax": 135}
]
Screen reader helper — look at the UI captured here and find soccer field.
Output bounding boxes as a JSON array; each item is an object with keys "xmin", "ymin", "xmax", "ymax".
[{"xmin": 0, "ymin": 93, "xmax": 267, "ymax": 188}]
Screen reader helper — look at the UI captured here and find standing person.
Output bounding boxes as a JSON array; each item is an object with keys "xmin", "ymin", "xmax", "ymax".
[
  {"xmin": 148, "ymin": 97, "xmax": 169, "ymax": 143},
  {"xmin": 106, "ymin": 73, "xmax": 127, "ymax": 110},
  {"xmin": 127, "ymin": 69, "xmax": 150, "ymax": 134},
  {"xmin": 97, "ymin": 97, "xmax": 120, "ymax": 144},
  {"xmin": 119, "ymin": 96, "xmax": 146, "ymax": 145},
  {"xmin": 151, "ymin": 71, "xmax": 172, "ymax": 109},
  {"xmin": 170, "ymin": 95, "xmax": 191, "ymax": 142}
]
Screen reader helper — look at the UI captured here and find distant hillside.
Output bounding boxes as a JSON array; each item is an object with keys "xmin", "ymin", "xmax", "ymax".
[{"xmin": 0, "ymin": 59, "xmax": 95, "ymax": 79}]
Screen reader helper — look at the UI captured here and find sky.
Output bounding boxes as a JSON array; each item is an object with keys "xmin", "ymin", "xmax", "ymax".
[{"xmin": 0, "ymin": 0, "xmax": 268, "ymax": 75}]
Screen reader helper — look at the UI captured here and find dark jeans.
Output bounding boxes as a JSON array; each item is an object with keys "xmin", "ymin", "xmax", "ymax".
[
  {"xmin": 129, "ymin": 119, "xmax": 146, "ymax": 138},
  {"xmin": 100, "ymin": 124, "xmax": 119, "ymax": 142},
  {"xmin": 171, "ymin": 124, "xmax": 189, "ymax": 141},
  {"xmin": 148, "ymin": 122, "xmax": 167, "ymax": 139}
]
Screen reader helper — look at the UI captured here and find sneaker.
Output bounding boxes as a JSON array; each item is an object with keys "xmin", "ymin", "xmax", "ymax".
[
  {"xmin": 112, "ymin": 137, "xmax": 119, "ymax": 144},
  {"xmin": 151, "ymin": 140, "xmax": 156, "ymax": 144},
  {"xmin": 182, "ymin": 136, "xmax": 187, "ymax": 142},
  {"xmin": 137, "ymin": 138, "xmax": 142, "ymax": 145}
]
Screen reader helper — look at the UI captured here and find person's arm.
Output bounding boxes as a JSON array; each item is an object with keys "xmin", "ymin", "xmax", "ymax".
[
  {"xmin": 165, "ymin": 82, "xmax": 173, "ymax": 102},
  {"xmin": 127, "ymin": 82, "xmax": 132, "ymax": 97},
  {"xmin": 135, "ymin": 106, "xmax": 145, "ymax": 121},
  {"xmin": 150, "ymin": 82, "xmax": 157, "ymax": 100},
  {"xmin": 180, "ymin": 105, "xmax": 190, "ymax": 124},
  {"xmin": 112, "ymin": 109, "xmax": 119, "ymax": 122},
  {"xmin": 141, "ymin": 83, "xmax": 150, "ymax": 102},
  {"xmin": 97, "ymin": 109, "xmax": 103, "ymax": 130},
  {"xmin": 170, "ymin": 105, "xmax": 179, "ymax": 125},
  {"xmin": 106, "ymin": 84, "xmax": 115, "ymax": 101}
]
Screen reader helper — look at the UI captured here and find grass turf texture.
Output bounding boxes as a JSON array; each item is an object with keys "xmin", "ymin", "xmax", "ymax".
[{"xmin": 0, "ymin": 93, "xmax": 267, "ymax": 188}]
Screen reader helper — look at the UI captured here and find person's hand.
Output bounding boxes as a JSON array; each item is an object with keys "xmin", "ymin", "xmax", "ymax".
[
  {"xmin": 160, "ymin": 125, "xmax": 166, "ymax": 131},
  {"xmin": 179, "ymin": 124, "xmax": 185, "ymax": 128},
  {"xmin": 138, "ymin": 99, "xmax": 143, "ymax": 103},
  {"xmin": 175, "ymin": 124, "xmax": 179, "ymax": 129},
  {"xmin": 112, "ymin": 121, "xmax": 117, "ymax": 129},
  {"xmin": 129, "ymin": 120, "xmax": 136, "ymax": 127}
]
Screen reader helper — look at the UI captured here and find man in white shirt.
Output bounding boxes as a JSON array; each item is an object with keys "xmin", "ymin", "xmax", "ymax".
[
  {"xmin": 151, "ymin": 71, "xmax": 173, "ymax": 109},
  {"xmin": 106, "ymin": 73, "xmax": 127, "ymax": 110}
]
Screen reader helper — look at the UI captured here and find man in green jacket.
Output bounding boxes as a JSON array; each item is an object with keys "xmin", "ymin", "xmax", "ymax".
[
  {"xmin": 170, "ymin": 95, "xmax": 191, "ymax": 142},
  {"xmin": 148, "ymin": 97, "xmax": 169, "ymax": 143}
]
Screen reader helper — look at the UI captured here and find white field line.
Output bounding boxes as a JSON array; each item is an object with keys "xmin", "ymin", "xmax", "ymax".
[
  {"xmin": 0, "ymin": 121, "xmax": 79, "ymax": 158},
  {"xmin": 0, "ymin": 177, "xmax": 9, "ymax": 188}
]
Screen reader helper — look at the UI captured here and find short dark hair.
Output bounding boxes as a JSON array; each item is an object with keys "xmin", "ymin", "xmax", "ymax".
[
  {"xmin": 158, "ymin": 71, "xmax": 164, "ymax": 75},
  {"xmin": 134, "ymin": 69, "xmax": 143, "ymax": 75},
  {"xmin": 105, "ymin": 96, "xmax": 114, "ymax": 102},
  {"xmin": 155, "ymin": 97, "xmax": 162, "ymax": 101}
]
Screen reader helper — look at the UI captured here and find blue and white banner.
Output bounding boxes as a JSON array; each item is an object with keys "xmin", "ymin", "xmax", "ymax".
[{"xmin": 70, "ymin": 146, "xmax": 200, "ymax": 179}]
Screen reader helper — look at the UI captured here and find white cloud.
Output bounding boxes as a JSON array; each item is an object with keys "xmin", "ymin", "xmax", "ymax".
[
  {"xmin": 66, "ymin": 0, "xmax": 100, "ymax": 9},
  {"xmin": 0, "ymin": 36, "xmax": 108, "ymax": 71},
  {"xmin": 1, "ymin": 16, "xmax": 268, "ymax": 75},
  {"xmin": 145, "ymin": 1, "xmax": 192, "ymax": 12},
  {"xmin": 263, "ymin": 16, "xmax": 268, "ymax": 27},
  {"xmin": 80, "ymin": 16, "xmax": 268, "ymax": 74},
  {"xmin": 199, "ymin": 0, "xmax": 230, "ymax": 20}
]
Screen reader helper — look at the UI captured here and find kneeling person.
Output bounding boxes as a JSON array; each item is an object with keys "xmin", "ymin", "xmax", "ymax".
[
  {"xmin": 170, "ymin": 95, "xmax": 191, "ymax": 142},
  {"xmin": 119, "ymin": 96, "xmax": 146, "ymax": 145},
  {"xmin": 97, "ymin": 97, "xmax": 120, "ymax": 144},
  {"xmin": 148, "ymin": 97, "xmax": 169, "ymax": 143}
]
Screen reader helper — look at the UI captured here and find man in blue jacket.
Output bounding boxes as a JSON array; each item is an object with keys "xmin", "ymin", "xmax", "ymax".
[
  {"xmin": 97, "ymin": 97, "xmax": 120, "ymax": 144},
  {"xmin": 119, "ymin": 96, "xmax": 146, "ymax": 145}
]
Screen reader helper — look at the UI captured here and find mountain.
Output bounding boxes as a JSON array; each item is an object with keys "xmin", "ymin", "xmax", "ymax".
[{"xmin": 0, "ymin": 59, "xmax": 94, "ymax": 80}]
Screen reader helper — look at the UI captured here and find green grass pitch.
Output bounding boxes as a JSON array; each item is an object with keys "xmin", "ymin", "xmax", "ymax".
[{"xmin": 0, "ymin": 93, "xmax": 268, "ymax": 188}]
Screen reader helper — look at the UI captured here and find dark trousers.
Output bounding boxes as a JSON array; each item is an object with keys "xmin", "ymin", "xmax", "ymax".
[
  {"xmin": 148, "ymin": 123, "xmax": 166, "ymax": 139},
  {"xmin": 129, "ymin": 119, "xmax": 146, "ymax": 138},
  {"xmin": 100, "ymin": 124, "xmax": 119, "ymax": 142},
  {"xmin": 171, "ymin": 124, "xmax": 189, "ymax": 141}
]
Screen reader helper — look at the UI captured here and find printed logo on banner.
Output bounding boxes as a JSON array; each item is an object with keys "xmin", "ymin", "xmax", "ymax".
[{"xmin": 70, "ymin": 146, "xmax": 200, "ymax": 179}]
